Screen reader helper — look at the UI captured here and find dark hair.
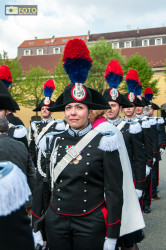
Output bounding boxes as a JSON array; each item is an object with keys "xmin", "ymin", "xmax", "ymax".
[{"xmin": 0, "ymin": 115, "xmax": 8, "ymax": 132}]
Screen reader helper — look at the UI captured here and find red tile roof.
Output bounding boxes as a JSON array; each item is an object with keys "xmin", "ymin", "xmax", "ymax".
[
  {"xmin": 121, "ymin": 45, "xmax": 166, "ymax": 67},
  {"xmin": 19, "ymin": 35, "xmax": 87, "ymax": 48},
  {"xmin": 19, "ymin": 54, "xmax": 62, "ymax": 73},
  {"xmin": 89, "ymin": 27, "xmax": 166, "ymax": 41}
]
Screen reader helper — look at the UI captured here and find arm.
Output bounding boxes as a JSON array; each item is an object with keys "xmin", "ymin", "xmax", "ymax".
[
  {"xmin": 142, "ymin": 127, "xmax": 153, "ymax": 168},
  {"xmin": 104, "ymin": 149, "xmax": 123, "ymax": 238}
]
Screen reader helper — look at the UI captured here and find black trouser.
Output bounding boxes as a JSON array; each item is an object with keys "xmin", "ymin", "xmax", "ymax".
[
  {"xmin": 152, "ymin": 160, "xmax": 159, "ymax": 198},
  {"xmin": 45, "ymin": 205, "xmax": 106, "ymax": 250},
  {"xmin": 143, "ymin": 169, "xmax": 152, "ymax": 207}
]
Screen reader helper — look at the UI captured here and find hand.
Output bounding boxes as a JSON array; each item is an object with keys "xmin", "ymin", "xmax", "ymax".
[
  {"xmin": 33, "ymin": 231, "xmax": 44, "ymax": 248},
  {"xmin": 103, "ymin": 238, "xmax": 117, "ymax": 250},
  {"xmin": 135, "ymin": 189, "xmax": 143, "ymax": 199},
  {"xmin": 153, "ymin": 158, "xmax": 156, "ymax": 164},
  {"xmin": 146, "ymin": 165, "xmax": 151, "ymax": 177},
  {"xmin": 159, "ymin": 148, "xmax": 165, "ymax": 155},
  {"xmin": 26, "ymin": 206, "xmax": 32, "ymax": 216}
]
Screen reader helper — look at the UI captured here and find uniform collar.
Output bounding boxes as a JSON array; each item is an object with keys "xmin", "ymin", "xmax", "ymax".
[
  {"xmin": 107, "ymin": 117, "xmax": 123, "ymax": 126},
  {"xmin": 41, "ymin": 117, "xmax": 53, "ymax": 124},
  {"xmin": 135, "ymin": 114, "xmax": 145, "ymax": 120},
  {"xmin": 124, "ymin": 116, "xmax": 135, "ymax": 123},
  {"xmin": 68, "ymin": 124, "xmax": 92, "ymax": 137}
]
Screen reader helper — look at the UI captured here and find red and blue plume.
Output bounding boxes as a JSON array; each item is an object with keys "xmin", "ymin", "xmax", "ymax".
[
  {"xmin": 125, "ymin": 69, "xmax": 139, "ymax": 93},
  {"xmin": 43, "ymin": 79, "xmax": 55, "ymax": 98},
  {"xmin": 104, "ymin": 60, "xmax": 123, "ymax": 89},
  {"xmin": 0, "ymin": 65, "xmax": 12, "ymax": 88},
  {"xmin": 62, "ymin": 38, "xmax": 93, "ymax": 84},
  {"xmin": 144, "ymin": 87, "xmax": 153, "ymax": 101},
  {"xmin": 135, "ymin": 82, "xmax": 142, "ymax": 96}
]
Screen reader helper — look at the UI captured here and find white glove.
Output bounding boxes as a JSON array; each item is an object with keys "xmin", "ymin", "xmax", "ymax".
[
  {"xmin": 103, "ymin": 238, "xmax": 117, "ymax": 250},
  {"xmin": 135, "ymin": 189, "xmax": 143, "ymax": 199},
  {"xmin": 153, "ymin": 158, "xmax": 156, "ymax": 164},
  {"xmin": 33, "ymin": 231, "xmax": 44, "ymax": 248},
  {"xmin": 159, "ymin": 148, "xmax": 165, "ymax": 155},
  {"xmin": 146, "ymin": 165, "xmax": 151, "ymax": 177}
]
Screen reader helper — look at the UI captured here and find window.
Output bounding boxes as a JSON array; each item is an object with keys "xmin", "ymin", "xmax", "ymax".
[
  {"xmin": 124, "ymin": 41, "xmax": 131, "ymax": 48},
  {"xmin": 29, "ymin": 42, "xmax": 34, "ymax": 45},
  {"xmin": 112, "ymin": 42, "xmax": 119, "ymax": 49},
  {"xmin": 62, "ymin": 39, "xmax": 67, "ymax": 42},
  {"xmin": 155, "ymin": 38, "xmax": 162, "ymax": 45},
  {"xmin": 24, "ymin": 50, "xmax": 31, "ymax": 56},
  {"xmin": 53, "ymin": 47, "xmax": 60, "ymax": 54},
  {"xmin": 45, "ymin": 40, "xmax": 50, "ymax": 43},
  {"xmin": 142, "ymin": 39, "xmax": 149, "ymax": 46},
  {"xmin": 81, "ymin": 37, "xmax": 84, "ymax": 40},
  {"xmin": 37, "ymin": 49, "xmax": 43, "ymax": 55}
]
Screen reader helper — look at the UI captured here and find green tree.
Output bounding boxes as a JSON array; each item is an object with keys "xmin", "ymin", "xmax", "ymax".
[
  {"xmin": 0, "ymin": 51, "xmax": 23, "ymax": 102},
  {"xmin": 19, "ymin": 65, "xmax": 50, "ymax": 108},
  {"xmin": 86, "ymin": 39, "xmax": 126, "ymax": 93},
  {"xmin": 121, "ymin": 52, "xmax": 158, "ymax": 96}
]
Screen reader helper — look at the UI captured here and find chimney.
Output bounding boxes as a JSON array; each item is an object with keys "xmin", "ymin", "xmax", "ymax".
[
  {"xmin": 51, "ymin": 36, "xmax": 55, "ymax": 42},
  {"xmin": 34, "ymin": 36, "xmax": 37, "ymax": 40},
  {"xmin": 87, "ymin": 30, "xmax": 90, "ymax": 40},
  {"xmin": 137, "ymin": 28, "xmax": 139, "ymax": 34}
]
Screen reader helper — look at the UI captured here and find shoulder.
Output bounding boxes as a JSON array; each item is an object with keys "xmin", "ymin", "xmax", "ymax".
[
  {"xmin": 54, "ymin": 119, "xmax": 67, "ymax": 131},
  {"xmin": 157, "ymin": 117, "xmax": 165, "ymax": 124},
  {"xmin": 31, "ymin": 121, "xmax": 41, "ymax": 130},
  {"xmin": 12, "ymin": 125, "xmax": 27, "ymax": 139},
  {"xmin": 97, "ymin": 130, "xmax": 121, "ymax": 152},
  {"xmin": 141, "ymin": 119, "xmax": 151, "ymax": 129},
  {"xmin": 129, "ymin": 121, "xmax": 142, "ymax": 134},
  {"xmin": 148, "ymin": 117, "xmax": 157, "ymax": 125},
  {"xmin": 38, "ymin": 131, "xmax": 65, "ymax": 151}
]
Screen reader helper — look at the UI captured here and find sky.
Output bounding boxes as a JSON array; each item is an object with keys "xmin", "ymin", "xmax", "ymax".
[{"xmin": 0, "ymin": 0, "xmax": 165, "ymax": 58}]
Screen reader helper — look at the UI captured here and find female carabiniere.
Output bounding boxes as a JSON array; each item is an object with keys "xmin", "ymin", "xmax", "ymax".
[{"xmin": 32, "ymin": 38, "xmax": 123, "ymax": 250}]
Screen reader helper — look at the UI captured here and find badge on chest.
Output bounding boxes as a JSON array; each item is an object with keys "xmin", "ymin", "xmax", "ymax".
[{"xmin": 65, "ymin": 145, "xmax": 84, "ymax": 164}]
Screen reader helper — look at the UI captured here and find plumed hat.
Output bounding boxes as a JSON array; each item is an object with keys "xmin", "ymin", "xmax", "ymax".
[
  {"xmin": 48, "ymin": 38, "xmax": 110, "ymax": 112},
  {"xmin": 0, "ymin": 80, "xmax": 19, "ymax": 110},
  {"xmin": 124, "ymin": 69, "xmax": 143, "ymax": 107},
  {"xmin": 0, "ymin": 65, "xmax": 19, "ymax": 111},
  {"xmin": 144, "ymin": 87, "xmax": 160, "ymax": 110},
  {"xmin": 103, "ymin": 60, "xmax": 132, "ymax": 108},
  {"xmin": 33, "ymin": 79, "xmax": 55, "ymax": 111}
]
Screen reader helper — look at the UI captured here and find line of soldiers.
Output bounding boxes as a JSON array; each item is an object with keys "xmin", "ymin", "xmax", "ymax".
[{"xmin": 0, "ymin": 38, "xmax": 165, "ymax": 250}]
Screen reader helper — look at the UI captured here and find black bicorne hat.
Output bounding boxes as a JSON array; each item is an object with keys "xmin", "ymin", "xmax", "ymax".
[
  {"xmin": 0, "ymin": 80, "xmax": 19, "ymax": 110},
  {"xmin": 48, "ymin": 84, "xmax": 110, "ymax": 112},
  {"xmin": 33, "ymin": 79, "xmax": 55, "ymax": 112}
]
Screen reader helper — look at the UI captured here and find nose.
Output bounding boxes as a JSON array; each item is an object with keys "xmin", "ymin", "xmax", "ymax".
[{"xmin": 71, "ymin": 107, "xmax": 76, "ymax": 115}]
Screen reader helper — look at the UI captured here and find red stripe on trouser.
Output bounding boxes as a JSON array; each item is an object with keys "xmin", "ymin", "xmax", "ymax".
[
  {"xmin": 101, "ymin": 207, "xmax": 107, "ymax": 236},
  {"xmin": 158, "ymin": 161, "xmax": 159, "ymax": 186},
  {"xmin": 134, "ymin": 179, "xmax": 136, "ymax": 187},
  {"xmin": 150, "ymin": 169, "xmax": 152, "ymax": 205}
]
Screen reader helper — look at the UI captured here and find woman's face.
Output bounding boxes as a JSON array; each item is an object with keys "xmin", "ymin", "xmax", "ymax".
[{"xmin": 65, "ymin": 103, "xmax": 92, "ymax": 130}]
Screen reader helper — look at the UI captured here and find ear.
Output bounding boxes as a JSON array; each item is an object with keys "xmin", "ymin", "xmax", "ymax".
[{"xmin": 120, "ymin": 106, "xmax": 123, "ymax": 112}]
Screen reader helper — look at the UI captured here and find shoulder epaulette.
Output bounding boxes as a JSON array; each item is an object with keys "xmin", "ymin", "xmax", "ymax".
[
  {"xmin": 98, "ymin": 131, "xmax": 121, "ymax": 152},
  {"xmin": 141, "ymin": 120, "xmax": 151, "ymax": 129},
  {"xmin": 38, "ymin": 131, "xmax": 64, "ymax": 151},
  {"xmin": 148, "ymin": 117, "xmax": 157, "ymax": 126},
  {"xmin": 157, "ymin": 117, "xmax": 165, "ymax": 124},
  {"xmin": 129, "ymin": 122, "xmax": 142, "ymax": 134},
  {"xmin": 55, "ymin": 119, "xmax": 67, "ymax": 131},
  {"xmin": 31, "ymin": 121, "xmax": 40, "ymax": 131},
  {"xmin": 13, "ymin": 125, "xmax": 27, "ymax": 138}
]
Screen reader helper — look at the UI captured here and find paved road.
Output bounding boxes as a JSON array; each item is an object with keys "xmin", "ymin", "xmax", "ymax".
[{"xmin": 138, "ymin": 152, "xmax": 166, "ymax": 250}]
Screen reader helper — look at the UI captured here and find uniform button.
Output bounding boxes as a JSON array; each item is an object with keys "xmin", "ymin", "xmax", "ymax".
[
  {"xmin": 58, "ymin": 198, "xmax": 61, "ymax": 201},
  {"xmin": 86, "ymin": 162, "xmax": 90, "ymax": 165},
  {"xmin": 84, "ymin": 190, "xmax": 87, "ymax": 193},
  {"xmin": 83, "ymin": 210, "xmax": 86, "ymax": 213},
  {"xmin": 57, "ymin": 189, "xmax": 60, "ymax": 192},
  {"xmin": 59, "ymin": 145, "xmax": 62, "ymax": 148},
  {"xmin": 62, "ymin": 138, "xmax": 64, "ymax": 140},
  {"xmin": 87, "ymin": 153, "xmax": 90, "ymax": 156},
  {"xmin": 88, "ymin": 145, "xmax": 92, "ymax": 148},
  {"xmin": 57, "ymin": 208, "xmax": 61, "ymax": 211},
  {"xmin": 84, "ymin": 181, "xmax": 87, "ymax": 184},
  {"xmin": 58, "ymin": 153, "xmax": 61, "ymax": 156},
  {"xmin": 85, "ymin": 172, "xmax": 88, "ymax": 175},
  {"xmin": 84, "ymin": 200, "xmax": 87, "ymax": 203},
  {"xmin": 60, "ymin": 180, "xmax": 63, "ymax": 183}
]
